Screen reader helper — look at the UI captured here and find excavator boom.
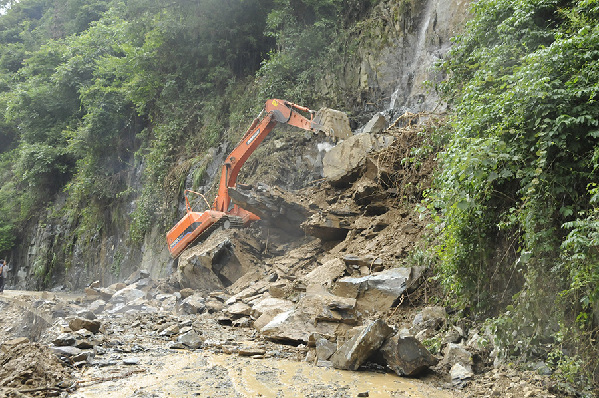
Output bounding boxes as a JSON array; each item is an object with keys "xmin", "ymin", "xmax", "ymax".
[{"xmin": 166, "ymin": 99, "xmax": 326, "ymax": 258}]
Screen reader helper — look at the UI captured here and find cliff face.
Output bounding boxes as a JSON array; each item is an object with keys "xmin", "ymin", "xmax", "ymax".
[
  {"xmin": 325, "ymin": 0, "xmax": 470, "ymax": 119},
  {"xmin": 7, "ymin": 0, "xmax": 470, "ymax": 291}
]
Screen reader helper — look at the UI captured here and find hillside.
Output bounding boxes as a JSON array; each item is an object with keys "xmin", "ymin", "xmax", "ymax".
[{"xmin": 0, "ymin": 0, "xmax": 598, "ymax": 395}]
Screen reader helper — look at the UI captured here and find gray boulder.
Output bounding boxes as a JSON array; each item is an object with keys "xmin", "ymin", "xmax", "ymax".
[
  {"xmin": 362, "ymin": 113, "xmax": 388, "ymax": 134},
  {"xmin": 333, "ymin": 267, "xmax": 417, "ymax": 314},
  {"xmin": 315, "ymin": 107, "xmax": 352, "ymax": 140},
  {"xmin": 315, "ymin": 338, "xmax": 337, "ymax": 361},
  {"xmin": 330, "ymin": 319, "xmax": 394, "ymax": 371},
  {"xmin": 301, "ymin": 258, "xmax": 347, "ymax": 288},
  {"xmin": 411, "ymin": 306, "xmax": 447, "ymax": 334},
  {"xmin": 178, "ymin": 331, "xmax": 203, "ymax": 349},
  {"xmin": 110, "ymin": 286, "xmax": 146, "ymax": 303},
  {"xmin": 181, "ymin": 294, "xmax": 206, "ymax": 314},
  {"xmin": 380, "ymin": 334, "xmax": 438, "ymax": 376},
  {"xmin": 323, "ymin": 133, "xmax": 393, "ymax": 186},
  {"xmin": 259, "ymin": 310, "xmax": 341, "ymax": 344}
]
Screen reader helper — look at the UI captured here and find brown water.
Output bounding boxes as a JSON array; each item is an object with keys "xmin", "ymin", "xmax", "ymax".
[{"xmin": 71, "ymin": 350, "xmax": 454, "ymax": 398}]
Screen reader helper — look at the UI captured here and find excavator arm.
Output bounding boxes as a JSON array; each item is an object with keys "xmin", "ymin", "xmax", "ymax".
[
  {"xmin": 213, "ymin": 99, "xmax": 325, "ymax": 218},
  {"xmin": 167, "ymin": 99, "xmax": 326, "ymax": 258}
]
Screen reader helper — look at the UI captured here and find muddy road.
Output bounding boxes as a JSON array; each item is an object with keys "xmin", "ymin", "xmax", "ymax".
[
  {"xmin": 70, "ymin": 350, "xmax": 454, "ymax": 398},
  {"xmin": 0, "ymin": 289, "xmax": 454, "ymax": 398}
]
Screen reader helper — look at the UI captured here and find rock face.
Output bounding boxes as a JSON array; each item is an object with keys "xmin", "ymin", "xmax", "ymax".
[
  {"xmin": 322, "ymin": 133, "xmax": 394, "ymax": 186},
  {"xmin": 380, "ymin": 334, "xmax": 438, "ymax": 376},
  {"xmin": 330, "ymin": 319, "xmax": 394, "ymax": 370}
]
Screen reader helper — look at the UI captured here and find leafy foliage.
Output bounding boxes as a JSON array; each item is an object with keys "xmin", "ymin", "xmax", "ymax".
[{"xmin": 433, "ymin": 0, "xmax": 599, "ymax": 389}]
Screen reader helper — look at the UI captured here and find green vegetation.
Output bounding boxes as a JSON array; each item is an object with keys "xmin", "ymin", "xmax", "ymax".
[
  {"xmin": 0, "ymin": 0, "xmax": 380, "ymax": 254},
  {"xmin": 430, "ymin": 0, "xmax": 599, "ymax": 390}
]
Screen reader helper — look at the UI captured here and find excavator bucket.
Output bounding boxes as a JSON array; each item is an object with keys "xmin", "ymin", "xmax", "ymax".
[{"xmin": 313, "ymin": 108, "xmax": 352, "ymax": 140}]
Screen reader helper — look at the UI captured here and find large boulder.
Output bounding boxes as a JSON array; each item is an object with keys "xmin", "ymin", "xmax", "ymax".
[
  {"xmin": 329, "ymin": 319, "xmax": 394, "ymax": 370},
  {"xmin": 251, "ymin": 297, "xmax": 294, "ymax": 318},
  {"xmin": 380, "ymin": 334, "xmax": 438, "ymax": 376},
  {"xmin": 228, "ymin": 186, "xmax": 309, "ymax": 235},
  {"xmin": 176, "ymin": 229, "xmax": 258, "ymax": 292},
  {"xmin": 181, "ymin": 294, "xmax": 206, "ymax": 314},
  {"xmin": 323, "ymin": 133, "xmax": 394, "ymax": 186},
  {"xmin": 296, "ymin": 290, "xmax": 358, "ymax": 325},
  {"xmin": 110, "ymin": 285, "xmax": 146, "ymax": 304},
  {"xmin": 315, "ymin": 108, "xmax": 352, "ymax": 140},
  {"xmin": 302, "ymin": 213, "xmax": 351, "ymax": 241},
  {"xmin": 259, "ymin": 310, "xmax": 344, "ymax": 344},
  {"xmin": 333, "ymin": 267, "xmax": 421, "ymax": 314},
  {"xmin": 411, "ymin": 306, "xmax": 447, "ymax": 335},
  {"xmin": 69, "ymin": 317, "xmax": 101, "ymax": 334}
]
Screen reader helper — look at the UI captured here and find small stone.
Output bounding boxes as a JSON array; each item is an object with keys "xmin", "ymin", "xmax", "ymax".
[
  {"xmin": 69, "ymin": 317, "xmax": 101, "ymax": 334},
  {"xmin": 238, "ymin": 347, "xmax": 266, "ymax": 357},
  {"xmin": 357, "ymin": 392, "xmax": 370, "ymax": 397},
  {"xmin": 123, "ymin": 357, "xmax": 140, "ymax": 365}
]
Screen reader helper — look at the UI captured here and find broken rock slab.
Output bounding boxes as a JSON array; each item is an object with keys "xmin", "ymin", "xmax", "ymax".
[
  {"xmin": 411, "ymin": 306, "xmax": 447, "ymax": 335},
  {"xmin": 380, "ymin": 334, "xmax": 438, "ymax": 377},
  {"xmin": 296, "ymin": 290, "xmax": 358, "ymax": 325},
  {"xmin": 228, "ymin": 186, "xmax": 310, "ymax": 235},
  {"xmin": 177, "ymin": 230, "xmax": 252, "ymax": 292},
  {"xmin": 251, "ymin": 297, "xmax": 294, "ymax": 318},
  {"xmin": 342, "ymin": 255, "xmax": 383, "ymax": 269},
  {"xmin": 300, "ymin": 258, "xmax": 347, "ymax": 288},
  {"xmin": 181, "ymin": 294, "xmax": 206, "ymax": 315},
  {"xmin": 69, "ymin": 317, "xmax": 101, "ymax": 334},
  {"xmin": 302, "ymin": 213, "xmax": 351, "ymax": 241},
  {"xmin": 110, "ymin": 286, "xmax": 146, "ymax": 304},
  {"xmin": 259, "ymin": 310, "xmax": 342, "ymax": 344},
  {"xmin": 451, "ymin": 363, "xmax": 474, "ymax": 388},
  {"xmin": 362, "ymin": 113, "xmax": 388, "ymax": 134},
  {"xmin": 440, "ymin": 343, "xmax": 473, "ymax": 371},
  {"xmin": 315, "ymin": 337, "xmax": 337, "ymax": 361},
  {"xmin": 329, "ymin": 319, "xmax": 394, "ymax": 371},
  {"xmin": 333, "ymin": 267, "xmax": 421, "ymax": 314}
]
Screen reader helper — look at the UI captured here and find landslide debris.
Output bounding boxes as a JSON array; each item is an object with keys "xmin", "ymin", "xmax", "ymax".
[
  {"xmin": 0, "ymin": 112, "xmax": 566, "ymax": 398},
  {"xmin": 0, "ymin": 340, "xmax": 75, "ymax": 397}
]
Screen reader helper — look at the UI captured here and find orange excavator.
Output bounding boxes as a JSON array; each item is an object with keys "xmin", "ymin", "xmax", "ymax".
[{"xmin": 166, "ymin": 99, "xmax": 328, "ymax": 258}]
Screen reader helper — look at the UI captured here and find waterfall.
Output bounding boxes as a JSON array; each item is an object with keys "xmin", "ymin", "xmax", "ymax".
[{"xmin": 387, "ymin": 0, "xmax": 438, "ymax": 115}]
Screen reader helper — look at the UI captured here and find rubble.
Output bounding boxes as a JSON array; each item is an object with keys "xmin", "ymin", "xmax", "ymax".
[{"xmin": 0, "ymin": 120, "xmax": 567, "ymax": 398}]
